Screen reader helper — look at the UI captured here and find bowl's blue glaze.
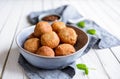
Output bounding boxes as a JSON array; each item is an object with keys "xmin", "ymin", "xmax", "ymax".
[{"xmin": 16, "ymin": 25, "xmax": 89, "ymax": 69}]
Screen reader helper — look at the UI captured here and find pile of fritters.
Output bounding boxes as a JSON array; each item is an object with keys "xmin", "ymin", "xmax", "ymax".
[{"xmin": 24, "ymin": 21, "xmax": 78, "ymax": 57}]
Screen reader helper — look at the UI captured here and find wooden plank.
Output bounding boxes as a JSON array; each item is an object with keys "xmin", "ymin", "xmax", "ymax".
[
  {"xmin": 86, "ymin": 0, "xmax": 120, "ymax": 39},
  {"xmin": 2, "ymin": 0, "xmax": 34, "ymax": 79},
  {"xmin": 94, "ymin": 48, "xmax": 120, "ymax": 79},
  {"xmin": 0, "ymin": 0, "xmax": 23, "ymax": 77},
  {"xmin": 81, "ymin": 49, "xmax": 109, "ymax": 79},
  {"xmin": 67, "ymin": 0, "xmax": 89, "ymax": 17},
  {"xmin": 60, "ymin": 0, "xmax": 70, "ymax": 5},
  {"xmin": 43, "ymin": 0, "xmax": 53, "ymax": 10},
  {"xmin": 0, "ymin": 0, "xmax": 14, "ymax": 32},
  {"xmin": 0, "ymin": 0, "xmax": 9, "ymax": 10},
  {"xmin": 32, "ymin": 0, "xmax": 43, "ymax": 12},
  {"xmin": 0, "ymin": 0, "xmax": 25, "ymax": 79},
  {"xmin": 110, "ymin": 46, "xmax": 120, "ymax": 63},
  {"xmin": 93, "ymin": 0, "xmax": 120, "ymax": 32},
  {"xmin": 52, "ymin": 0, "xmax": 62, "ymax": 8},
  {"xmin": 52, "ymin": 0, "xmax": 70, "ymax": 8},
  {"xmin": 104, "ymin": 0, "xmax": 120, "ymax": 15}
]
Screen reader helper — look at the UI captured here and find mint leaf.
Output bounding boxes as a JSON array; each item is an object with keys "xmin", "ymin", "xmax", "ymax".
[
  {"xmin": 85, "ymin": 68, "xmax": 89, "ymax": 75},
  {"xmin": 76, "ymin": 64, "xmax": 89, "ymax": 75},
  {"xmin": 76, "ymin": 64, "xmax": 86, "ymax": 70},
  {"xmin": 87, "ymin": 29, "xmax": 96, "ymax": 35},
  {"xmin": 77, "ymin": 21, "xmax": 85, "ymax": 28}
]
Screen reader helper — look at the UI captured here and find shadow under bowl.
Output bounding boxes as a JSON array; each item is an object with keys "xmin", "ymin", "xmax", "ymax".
[{"xmin": 16, "ymin": 25, "xmax": 89, "ymax": 69}]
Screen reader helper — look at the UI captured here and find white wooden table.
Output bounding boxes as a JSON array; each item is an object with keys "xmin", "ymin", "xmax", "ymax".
[{"xmin": 0, "ymin": 0, "xmax": 120, "ymax": 79}]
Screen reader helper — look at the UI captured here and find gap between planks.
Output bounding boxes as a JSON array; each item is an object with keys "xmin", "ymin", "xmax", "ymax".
[
  {"xmin": 0, "ymin": 0, "xmax": 18, "ymax": 76},
  {"xmin": 0, "ymin": 0, "xmax": 26, "ymax": 79},
  {"xmin": 2, "ymin": 0, "xmax": 34, "ymax": 79}
]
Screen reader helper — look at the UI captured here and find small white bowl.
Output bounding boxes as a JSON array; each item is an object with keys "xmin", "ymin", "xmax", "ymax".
[{"xmin": 38, "ymin": 13, "xmax": 62, "ymax": 23}]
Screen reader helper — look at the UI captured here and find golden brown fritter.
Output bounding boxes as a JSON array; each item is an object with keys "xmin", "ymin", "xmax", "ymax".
[
  {"xmin": 28, "ymin": 33, "xmax": 36, "ymax": 39},
  {"xmin": 41, "ymin": 31, "xmax": 60, "ymax": 48},
  {"xmin": 55, "ymin": 44, "xmax": 75, "ymax": 56},
  {"xmin": 34, "ymin": 21, "xmax": 52, "ymax": 37},
  {"xmin": 51, "ymin": 21, "xmax": 66, "ymax": 33},
  {"xmin": 58, "ymin": 27, "xmax": 77, "ymax": 45},
  {"xmin": 24, "ymin": 38, "xmax": 40, "ymax": 53},
  {"xmin": 36, "ymin": 46, "xmax": 55, "ymax": 57}
]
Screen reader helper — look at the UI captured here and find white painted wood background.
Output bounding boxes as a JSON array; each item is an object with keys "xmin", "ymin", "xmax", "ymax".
[{"xmin": 0, "ymin": 0, "xmax": 120, "ymax": 79}]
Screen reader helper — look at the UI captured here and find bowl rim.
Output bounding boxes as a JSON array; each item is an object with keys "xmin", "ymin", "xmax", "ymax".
[
  {"xmin": 38, "ymin": 13, "xmax": 62, "ymax": 22},
  {"xmin": 16, "ymin": 25, "xmax": 89, "ymax": 59}
]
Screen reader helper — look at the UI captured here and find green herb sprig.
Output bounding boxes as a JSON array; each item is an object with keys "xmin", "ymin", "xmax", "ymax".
[
  {"xmin": 76, "ymin": 63, "xmax": 96, "ymax": 75},
  {"xmin": 76, "ymin": 64, "xmax": 89, "ymax": 75},
  {"xmin": 87, "ymin": 29, "xmax": 96, "ymax": 35},
  {"xmin": 77, "ymin": 21, "xmax": 85, "ymax": 28},
  {"xmin": 77, "ymin": 21, "xmax": 97, "ymax": 35}
]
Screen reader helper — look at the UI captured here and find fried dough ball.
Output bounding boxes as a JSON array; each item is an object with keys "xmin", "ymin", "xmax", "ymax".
[
  {"xmin": 41, "ymin": 31, "xmax": 60, "ymax": 48},
  {"xmin": 28, "ymin": 33, "xmax": 36, "ymax": 39},
  {"xmin": 55, "ymin": 44, "xmax": 75, "ymax": 56},
  {"xmin": 58, "ymin": 27, "xmax": 77, "ymax": 45},
  {"xmin": 24, "ymin": 38, "xmax": 40, "ymax": 53},
  {"xmin": 51, "ymin": 21, "xmax": 66, "ymax": 32},
  {"xmin": 34, "ymin": 21, "xmax": 52, "ymax": 37},
  {"xmin": 36, "ymin": 46, "xmax": 55, "ymax": 57}
]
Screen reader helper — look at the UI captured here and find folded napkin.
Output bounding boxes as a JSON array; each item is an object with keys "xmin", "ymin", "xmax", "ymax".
[
  {"xmin": 18, "ymin": 54, "xmax": 75, "ymax": 79},
  {"xmin": 19, "ymin": 5, "xmax": 120, "ymax": 79},
  {"xmin": 28, "ymin": 5, "xmax": 83, "ymax": 25}
]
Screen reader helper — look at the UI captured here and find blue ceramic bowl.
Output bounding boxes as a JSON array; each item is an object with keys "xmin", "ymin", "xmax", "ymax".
[{"xmin": 16, "ymin": 25, "xmax": 89, "ymax": 69}]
